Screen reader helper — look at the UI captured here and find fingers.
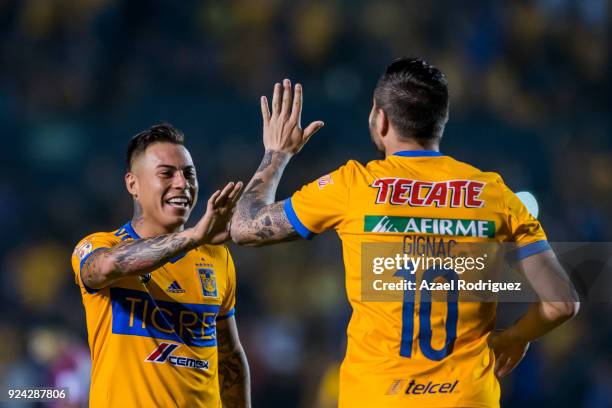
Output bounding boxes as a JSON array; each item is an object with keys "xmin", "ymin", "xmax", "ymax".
[
  {"xmin": 228, "ymin": 181, "xmax": 244, "ymax": 205},
  {"xmin": 269, "ymin": 79, "xmax": 307, "ymax": 125},
  {"xmin": 207, "ymin": 189, "xmax": 222, "ymax": 209},
  {"xmin": 493, "ymin": 352, "xmax": 517, "ymax": 378},
  {"xmin": 261, "ymin": 96, "xmax": 270, "ymax": 125},
  {"xmin": 210, "ymin": 181, "xmax": 243, "ymax": 209},
  {"xmin": 290, "ymin": 83, "xmax": 302, "ymax": 124},
  {"xmin": 214, "ymin": 182, "xmax": 236, "ymax": 207},
  {"xmin": 271, "ymin": 83, "xmax": 282, "ymax": 117},
  {"xmin": 497, "ymin": 356, "xmax": 516, "ymax": 378},
  {"xmin": 493, "ymin": 353, "xmax": 506, "ymax": 377},
  {"xmin": 303, "ymin": 120, "xmax": 325, "ymax": 143},
  {"xmin": 280, "ymin": 78, "xmax": 292, "ymax": 118}
]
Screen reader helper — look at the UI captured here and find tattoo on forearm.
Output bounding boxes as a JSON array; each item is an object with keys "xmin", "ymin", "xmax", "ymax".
[
  {"xmin": 82, "ymin": 233, "xmax": 196, "ymax": 286},
  {"xmin": 218, "ymin": 351, "xmax": 249, "ymax": 407},
  {"xmin": 232, "ymin": 150, "xmax": 298, "ymax": 244},
  {"xmin": 258, "ymin": 151, "xmax": 273, "ymax": 169},
  {"xmin": 113, "ymin": 234, "xmax": 195, "ymax": 271},
  {"xmin": 217, "ymin": 325, "xmax": 251, "ymax": 407}
]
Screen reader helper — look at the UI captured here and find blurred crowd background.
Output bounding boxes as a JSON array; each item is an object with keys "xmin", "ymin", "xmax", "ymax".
[{"xmin": 0, "ymin": 0, "xmax": 610, "ymax": 407}]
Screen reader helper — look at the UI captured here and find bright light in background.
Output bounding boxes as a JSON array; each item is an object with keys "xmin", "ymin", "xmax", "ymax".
[{"xmin": 516, "ymin": 191, "xmax": 539, "ymax": 218}]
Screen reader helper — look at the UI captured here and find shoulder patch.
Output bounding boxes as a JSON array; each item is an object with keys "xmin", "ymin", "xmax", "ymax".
[{"xmin": 75, "ymin": 241, "xmax": 93, "ymax": 260}]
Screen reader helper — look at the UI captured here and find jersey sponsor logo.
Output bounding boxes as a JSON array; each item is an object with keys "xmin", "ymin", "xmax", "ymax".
[
  {"xmin": 385, "ymin": 379, "xmax": 406, "ymax": 395},
  {"xmin": 371, "ymin": 178, "xmax": 485, "ymax": 208},
  {"xmin": 405, "ymin": 379, "xmax": 459, "ymax": 395},
  {"xmin": 386, "ymin": 379, "xmax": 460, "ymax": 395},
  {"xmin": 364, "ymin": 215, "xmax": 495, "ymax": 238},
  {"xmin": 167, "ymin": 280, "xmax": 186, "ymax": 293},
  {"xmin": 75, "ymin": 241, "xmax": 93, "ymax": 260},
  {"xmin": 317, "ymin": 174, "xmax": 333, "ymax": 189},
  {"xmin": 110, "ymin": 287, "xmax": 219, "ymax": 347},
  {"xmin": 145, "ymin": 342, "xmax": 209, "ymax": 370},
  {"xmin": 198, "ymin": 268, "xmax": 218, "ymax": 298}
]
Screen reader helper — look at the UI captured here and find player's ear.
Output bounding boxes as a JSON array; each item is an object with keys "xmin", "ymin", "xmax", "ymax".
[
  {"xmin": 125, "ymin": 172, "xmax": 138, "ymax": 198},
  {"xmin": 377, "ymin": 108, "xmax": 389, "ymax": 137}
]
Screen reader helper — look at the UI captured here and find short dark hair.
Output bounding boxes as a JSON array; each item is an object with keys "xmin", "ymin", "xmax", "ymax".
[
  {"xmin": 374, "ymin": 57, "xmax": 449, "ymax": 140},
  {"xmin": 126, "ymin": 123, "xmax": 185, "ymax": 170}
]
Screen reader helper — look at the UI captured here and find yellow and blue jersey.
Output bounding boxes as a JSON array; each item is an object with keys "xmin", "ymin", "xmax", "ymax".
[
  {"xmin": 284, "ymin": 150, "xmax": 549, "ymax": 408},
  {"xmin": 71, "ymin": 222, "xmax": 236, "ymax": 408}
]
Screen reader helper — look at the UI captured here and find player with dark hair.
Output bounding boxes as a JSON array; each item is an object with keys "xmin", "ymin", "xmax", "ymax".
[
  {"xmin": 230, "ymin": 58, "xmax": 579, "ymax": 407},
  {"xmin": 71, "ymin": 123, "xmax": 250, "ymax": 407},
  {"xmin": 373, "ymin": 58, "xmax": 449, "ymax": 142}
]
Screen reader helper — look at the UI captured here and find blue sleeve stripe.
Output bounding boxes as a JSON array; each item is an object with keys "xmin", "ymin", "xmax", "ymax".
[
  {"xmin": 283, "ymin": 198, "xmax": 315, "ymax": 240},
  {"xmin": 216, "ymin": 308, "xmax": 235, "ymax": 321},
  {"xmin": 515, "ymin": 240, "xmax": 551, "ymax": 260},
  {"xmin": 79, "ymin": 247, "xmax": 110, "ymax": 294}
]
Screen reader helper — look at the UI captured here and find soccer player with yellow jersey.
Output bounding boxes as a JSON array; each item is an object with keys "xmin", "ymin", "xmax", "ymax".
[
  {"xmin": 71, "ymin": 124, "xmax": 250, "ymax": 407},
  {"xmin": 230, "ymin": 58, "xmax": 579, "ymax": 407}
]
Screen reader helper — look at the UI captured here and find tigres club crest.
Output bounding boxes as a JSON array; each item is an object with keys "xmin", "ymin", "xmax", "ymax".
[{"xmin": 198, "ymin": 268, "xmax": 218, "ymax": 298}]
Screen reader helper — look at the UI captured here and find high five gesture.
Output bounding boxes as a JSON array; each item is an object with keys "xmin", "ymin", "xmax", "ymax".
[{"xmin": 260, "ymin": 79, "xmax": 324, "ymax": 155}]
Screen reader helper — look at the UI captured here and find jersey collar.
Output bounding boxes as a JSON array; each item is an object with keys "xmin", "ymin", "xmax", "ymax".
[
  {"xmin": 120, "ymin": 221, "xmax": 186, "ymax": 263},
  {"xmin": 392, "ymin": 150, "xmax": 444, "ymax": 157},
  {"xmin": 123, "ymin": 221, "xmax": 140, "ymax": 240}
]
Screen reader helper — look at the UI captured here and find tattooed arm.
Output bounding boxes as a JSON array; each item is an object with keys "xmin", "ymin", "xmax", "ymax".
[
  {"xmin": 82, "ymin": 230, "xmax": 198, "ymax": 289},
  {"xmin": 82, "ymin": 181, "xmax": 243, "ymax": 290},
  {"xmin": 230, "ymin": 150, "xmax": 299, "ymax": 245},
  {"xmin": 217, "ymin": 316, "xmax": 251, "ymax": 408},
  {"xmin": 231, "ymin": 79, "xmax": 323, "ymax": 246}
]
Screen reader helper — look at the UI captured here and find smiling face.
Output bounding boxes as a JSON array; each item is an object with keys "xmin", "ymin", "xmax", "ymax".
[{"xmin": 125, "ymin": 142, "xmax": 198, "ymax": 232}]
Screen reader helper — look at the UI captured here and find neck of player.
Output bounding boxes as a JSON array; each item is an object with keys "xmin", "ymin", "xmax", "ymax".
[
  {"xmin": 133, "ymin": 219, "xmax": 184, "ymax": 238},
  {"xmin": 384, "ymin": 133, "xmax": 440, "ymax": 157},
  {"xmin": 131, "ymin": 203, "xmax": 184, "ymax": 238}
]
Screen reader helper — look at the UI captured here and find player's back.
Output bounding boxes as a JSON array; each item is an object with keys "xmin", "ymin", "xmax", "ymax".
[{"xmin": 287, "ymin": 150, "xmax": 548, "ymax": 407}]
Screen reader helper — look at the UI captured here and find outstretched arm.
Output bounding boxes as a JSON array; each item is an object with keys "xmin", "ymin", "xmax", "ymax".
[
  {"xmin": 231, "ymin": 79, "xmax": 323, "ymax": 246},
  {"xmin": 82, "ymin": 182, "xmax": 243, "ymax": 289},
  {"xmin": 231, "ymin": 150, "xmax": 297, "ymax": 246}
]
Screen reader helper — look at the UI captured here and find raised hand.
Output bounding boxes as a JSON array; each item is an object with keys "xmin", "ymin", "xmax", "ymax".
[
  {"xmin": 192, "ymin": 181, "xmax": 244, "ymax": 245},
  {"xmin": 260, "ymin": 79, "xmax": 324, "ymax": 155}
]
